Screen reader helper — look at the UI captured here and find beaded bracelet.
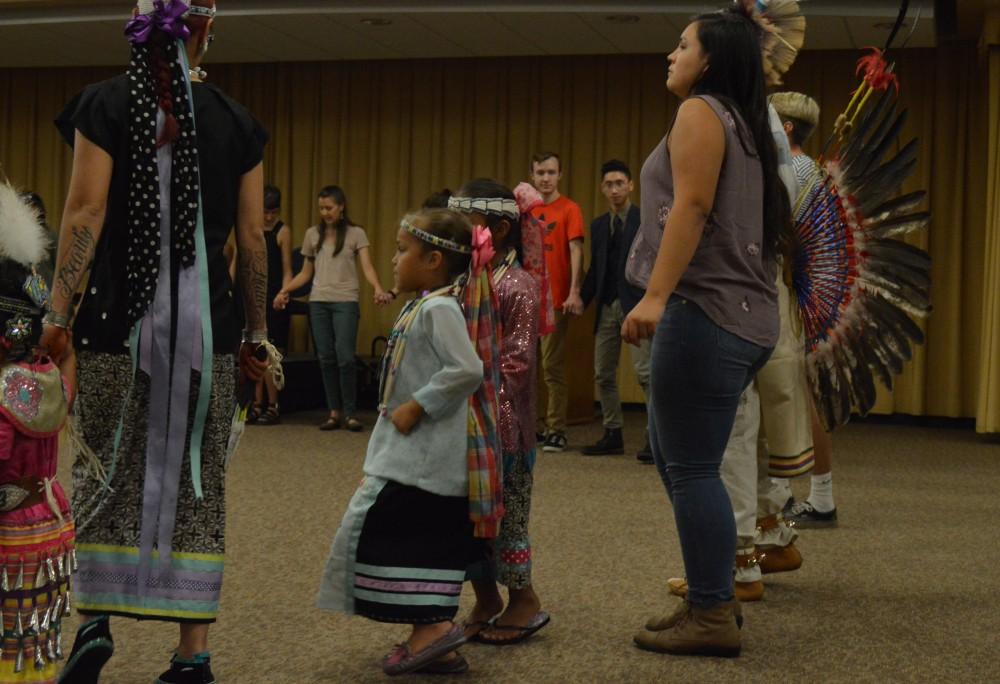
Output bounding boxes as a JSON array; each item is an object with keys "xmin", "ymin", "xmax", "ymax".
[
  {"xmin": 42, "ymin": 311, "xmax": 71, "ymax": 330},
  {"xmin": 242, "ymin": 329, "xmax": 268, "ymax": 344}
]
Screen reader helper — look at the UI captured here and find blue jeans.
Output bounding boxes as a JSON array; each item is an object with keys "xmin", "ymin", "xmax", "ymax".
[
  {"xmin": 648, "ymin": 297, "xmax": 773, "ymax": 608},
  {"xmin": 310, "ymin": 301, "xmax": 360, "ymax": 417}
]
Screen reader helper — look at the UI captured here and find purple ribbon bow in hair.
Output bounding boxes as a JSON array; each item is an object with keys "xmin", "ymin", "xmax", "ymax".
[{"xmin": 125, "ymin": 0, "xmax": 192, "ymax": 45}]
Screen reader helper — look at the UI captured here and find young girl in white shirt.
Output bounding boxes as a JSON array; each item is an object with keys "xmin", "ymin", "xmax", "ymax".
[{"xmin": 317, "ymin": 208, "xmax": 503, "ymax": 676}]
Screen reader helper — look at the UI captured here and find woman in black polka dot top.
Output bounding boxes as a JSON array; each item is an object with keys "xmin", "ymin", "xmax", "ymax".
[{"xmin": 44, "ymin": 2, "xmax": 268, "ymax": 682}]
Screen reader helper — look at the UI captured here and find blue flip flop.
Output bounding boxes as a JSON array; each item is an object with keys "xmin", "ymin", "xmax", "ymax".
[{"xmin": 473, "ymin": 611, "xmax": 551, "ymax": 646}]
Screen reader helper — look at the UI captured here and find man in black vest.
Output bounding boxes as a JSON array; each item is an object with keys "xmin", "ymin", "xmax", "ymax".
[{"xmin": 580, "ymin": 160, "xmax": 652, "ymax": 461}]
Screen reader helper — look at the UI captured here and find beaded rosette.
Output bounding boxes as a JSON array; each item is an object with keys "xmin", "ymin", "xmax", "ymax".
[{"xmin": 0, "ymin": 362, "xmax": 68, "ymax": 439}]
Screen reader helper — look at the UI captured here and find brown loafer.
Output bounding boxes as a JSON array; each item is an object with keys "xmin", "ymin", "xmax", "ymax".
[{"xmin": 757, "ymin": 543, "xmax": 803, "ymax": 575}]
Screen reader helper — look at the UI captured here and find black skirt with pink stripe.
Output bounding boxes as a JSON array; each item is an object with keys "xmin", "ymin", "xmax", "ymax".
[{"xmin": 319, "ymin": 477, "xmax": 478, "ymax": 625}]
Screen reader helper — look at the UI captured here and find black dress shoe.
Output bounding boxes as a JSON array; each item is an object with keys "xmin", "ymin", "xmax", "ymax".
[
  {"xmin": 582, "ymin": 428, "xmax": 624, "ymax": 456},
  {"xmin": 636, "ymin": 438, "xmax": 654, "ymax": 464},
  {"xmin": 58, "ymin": 616, "xmax": 114, "ymax": 684}
]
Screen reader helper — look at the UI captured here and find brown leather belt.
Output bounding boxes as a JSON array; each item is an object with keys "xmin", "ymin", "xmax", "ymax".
[{"xmin": 0, "ymin": 476, "xmax": 48, "ymax": 512}]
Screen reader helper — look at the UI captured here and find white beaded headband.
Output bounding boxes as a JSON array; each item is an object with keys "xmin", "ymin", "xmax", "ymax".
[
  {"xmin": 187, "ymin": 4, "xmax": 216, "ymax": 18},
  {"xmin": 448, "ymin": 196, "xmax": 519, "ymax": 220},
  {"xmin": 136, "ymin": 0, "xmax": 216, "ymax": 18},
  {"xmin": 401, "ymin": 219, "xmax": 471, "ymax": 254}
]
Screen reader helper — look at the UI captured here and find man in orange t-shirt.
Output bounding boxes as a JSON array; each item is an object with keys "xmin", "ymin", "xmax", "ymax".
[{"xmin": 530, "ymin": 152, "xmax": 584, "ymax": 452}]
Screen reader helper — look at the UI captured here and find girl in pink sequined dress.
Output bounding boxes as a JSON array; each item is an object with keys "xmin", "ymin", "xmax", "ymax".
[{"xmin": 449, "ymin": 179, "xmax": 552, "ymax": 645}]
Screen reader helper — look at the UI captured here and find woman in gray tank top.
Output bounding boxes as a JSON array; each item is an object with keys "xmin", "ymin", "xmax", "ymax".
[{"xmin": 622, "ymin": 7, "xmax": 793, "ymax": 658}]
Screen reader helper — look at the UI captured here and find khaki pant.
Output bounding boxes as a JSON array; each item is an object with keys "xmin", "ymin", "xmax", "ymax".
[
  {"xmin": 594, "ymin": 300, "xmax": 651, "ymax": 429},
  {"xmin": 720, "ymin": 277, "xmax": 806, "ymax": 583},
  {"xmin": 540, "ymin": 310, "xmax": 570, "ymax": 434},
  {"xmin": 720, "ymin": 382, "xmax": 798, "ymax": 583},
  {"xmin": 759, "ymin": 278, "xmax": 814, "ymax": 477}
]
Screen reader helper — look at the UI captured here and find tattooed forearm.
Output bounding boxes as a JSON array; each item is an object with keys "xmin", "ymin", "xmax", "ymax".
[
  {"xmin": 238, "ymin": 247, "xmax": 268, "ymax": 331},
  {"xmin": 54, "ymin": 225, "xmax": 95, "ymax": 308}
]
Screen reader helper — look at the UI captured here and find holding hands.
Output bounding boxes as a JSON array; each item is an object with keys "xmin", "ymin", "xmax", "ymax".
[
  {"xmin": 374, "ymin": 289, "xmax": 397, "ymax": 307},
  {"xmin": 561, "ymin": 290, "xmax": 584, "ymax": 316},
  {"xmin": 273, "ymin": 291, "xmax": 290, "ymax": 311}
]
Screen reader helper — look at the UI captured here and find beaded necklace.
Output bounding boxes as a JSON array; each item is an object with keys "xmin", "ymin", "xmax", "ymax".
[
  {"xmin": 491, "ymin": 248, "xmax": 518, "ymax": 284},
  {"xmin": 376, "ymin": 283, "xmax": 454, "ymax": 415}
]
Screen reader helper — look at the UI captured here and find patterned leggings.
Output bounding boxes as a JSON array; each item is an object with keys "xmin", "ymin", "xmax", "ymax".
[{"xmin": 495, "ymin": 450, "xmax": 535, "ymax": 589}]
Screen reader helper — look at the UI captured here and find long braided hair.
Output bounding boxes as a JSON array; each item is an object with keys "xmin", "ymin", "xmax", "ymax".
[
  {"xmin": 148, "ymin": 0, "xmax": 213, "ymax": 148},
  {"xmin": 123, "ymin": 0, "xmax": 216, "ymax": 324}
]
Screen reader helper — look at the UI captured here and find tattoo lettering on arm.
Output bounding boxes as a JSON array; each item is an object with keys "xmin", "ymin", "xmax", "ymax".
[
  {"xmin": 55, "ymin": 225, "xmax": 96, "ymax": 306},
  {"xmin": 238, "ymin": 247, "xmax": 268, "ymax": 331}
]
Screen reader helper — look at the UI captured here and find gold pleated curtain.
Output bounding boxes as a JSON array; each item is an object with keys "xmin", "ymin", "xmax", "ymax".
[
  {"xmin": 978, "ymin": 12, "xmax": 1000, "ymax": 433},
  {"xmin": 0, "ymin": 45, "xmax": 995, "ymax": 428}
]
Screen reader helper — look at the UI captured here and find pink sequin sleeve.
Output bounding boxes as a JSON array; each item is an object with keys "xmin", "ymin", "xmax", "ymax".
[{"xmin": 496, "ymin": 268, "xmax": 540, "ymax": 455}]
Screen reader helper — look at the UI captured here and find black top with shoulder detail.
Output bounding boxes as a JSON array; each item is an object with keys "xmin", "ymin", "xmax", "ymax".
[{"xmin": 56, "ymin": 74, "xmax": 268, "ymax": 355}]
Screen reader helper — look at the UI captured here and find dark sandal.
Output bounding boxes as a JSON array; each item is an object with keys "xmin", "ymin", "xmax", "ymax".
[
  {"xmin": 319, "ymin": 417, "xmax": 342, "ymax": 431},
  {"xmin": 345, "ymin": 417, "xmax": 364, "ymax": 432},
  {"xmin": 473, "ymin": 612, "xmax": 551, "ymax": 646},
  {"xmin": 246, "ymin": 403, "xmax": 264, "ymax": 425},
  {"xmin": 462, "ymin": 619, "xmax": 495, "ymax": 640},
  {"xmin": 257, "ymin": 404, "xmax": 281, "ymax": 425}
]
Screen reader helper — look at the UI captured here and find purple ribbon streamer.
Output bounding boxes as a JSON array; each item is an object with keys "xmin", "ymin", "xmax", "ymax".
[
  {"xmin": 125, "ymin": 0, "xmax": 192, "ymax": 45},
  {"xmin": 135, "ymin": 109, "xmax": 203, "ymax": 591}
]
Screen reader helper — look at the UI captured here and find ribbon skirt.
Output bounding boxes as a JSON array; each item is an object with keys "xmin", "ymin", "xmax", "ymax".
[{"xmin": 69, "ymin": 352, "xmax": 234, "ymax": 623}]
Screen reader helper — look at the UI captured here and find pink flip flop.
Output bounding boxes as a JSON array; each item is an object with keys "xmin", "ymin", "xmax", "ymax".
[{"xmin": 382, "ymin": 624, "xmax": 467, "ymax": 676}]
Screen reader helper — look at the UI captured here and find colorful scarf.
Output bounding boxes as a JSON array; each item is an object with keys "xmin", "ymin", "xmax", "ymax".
[{"xmin": 461, "ymin": 226, "xmax": 504, "ymax": 539}]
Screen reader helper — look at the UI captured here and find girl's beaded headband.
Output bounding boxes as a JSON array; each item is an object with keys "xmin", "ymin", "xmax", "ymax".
[
  {"xmin": 401, "ymin": 219, "xmax": 472, "ymax": 254},
  {"xmin": 447, "ymin": 196, "xmax": 519, "ymax": 220}
]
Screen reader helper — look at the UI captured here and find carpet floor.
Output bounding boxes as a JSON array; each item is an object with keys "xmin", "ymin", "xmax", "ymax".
[{"xmin": 58, "ymin": 412, "xmax": 1000, "ymax": 683}]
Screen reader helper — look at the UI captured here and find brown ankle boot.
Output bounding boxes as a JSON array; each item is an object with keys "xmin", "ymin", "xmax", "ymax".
[
  {"xmin": 634, "ymin": 600, "xmax": 741, "ymax": 657},
  {"xmin": 646, "ymin": 597, "xmax": 743, "ymax": 632},
  {"xmin": 757, "ymin": 543, "xmax": 803, "ymax": 575},
  {"xmin": 644, "ymin": 598, "xmax": 690, "ymax": 631}
]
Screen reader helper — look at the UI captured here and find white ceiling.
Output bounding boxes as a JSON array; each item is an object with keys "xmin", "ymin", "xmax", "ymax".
[{"xmin": 0, "ymin": 1, "xmax": 936, "ymax": 67}]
